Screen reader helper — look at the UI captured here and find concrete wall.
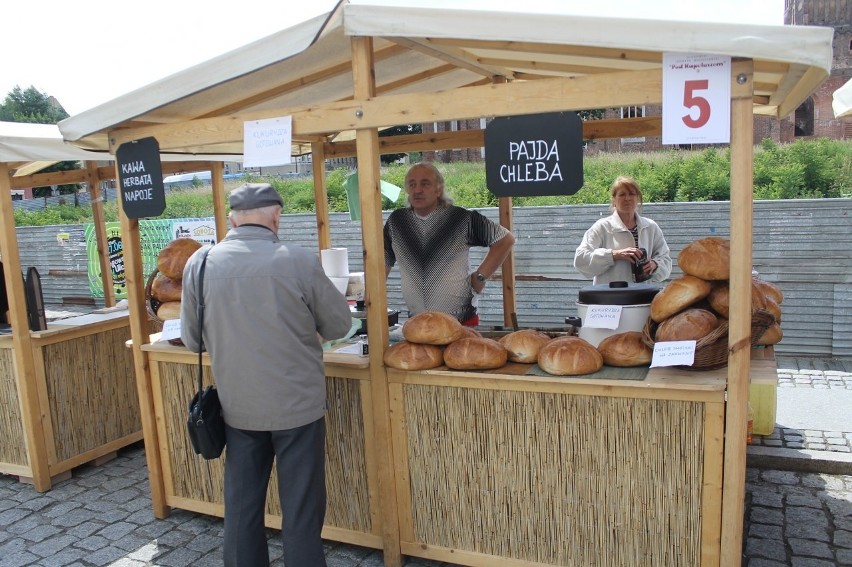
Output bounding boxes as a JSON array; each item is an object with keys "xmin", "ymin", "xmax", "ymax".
[{"xmin": 15, "ymin": 198, "xmax": 852, "ymax": 357}]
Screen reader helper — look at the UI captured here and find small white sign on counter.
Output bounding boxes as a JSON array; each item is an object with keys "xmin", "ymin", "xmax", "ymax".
[
  {"xmin": 583, "ymin": 305, "xmax": 622, "ymax": 330},
  {"xmin": 160, "ymin": 319, "xmax": 182, "ymax": 342},
  {"xmin": 651, "ymin": 340, "xmax": 696, "ymax": 367}
]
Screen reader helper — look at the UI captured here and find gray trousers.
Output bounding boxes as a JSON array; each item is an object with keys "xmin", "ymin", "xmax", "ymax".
[{"xmin": 222, "ymin": 418, "xmax": 327, "ymax": 567}]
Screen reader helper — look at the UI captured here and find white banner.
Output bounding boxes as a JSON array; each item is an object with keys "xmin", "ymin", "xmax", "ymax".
[{"xmin": 662, "ymin": 53, "xmax": 731, "ymax": 145}]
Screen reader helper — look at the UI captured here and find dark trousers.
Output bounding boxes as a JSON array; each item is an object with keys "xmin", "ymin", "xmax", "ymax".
[{"xmin": 223, "ymin": 418, "xmax": 328, "ymax": 567}]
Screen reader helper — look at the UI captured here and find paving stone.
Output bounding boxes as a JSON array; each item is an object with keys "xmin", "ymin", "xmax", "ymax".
[
  {"xmin": 746, "ymin": 537, "xmax": 788, "ymax": 562},
  {"xmin": 761, "ymin": 470, "xmax": 801, "ymax": 485},
  {"xmin": 97, "ymin": 521, "xmax": 138, "ymax": 542},
  {"xmin": 788, "ymin": 537, "xmax": 834, "ymax": 558},
  {"xmin": 72, "ymin": 534, "xmax": 110, "ymax": 551},
  {"xmin": 19, "ymin": 524, "xmax": 62, "ymax": 543},
  {"xmin": 790, "ymin": 558, "xmax": 838, "ymax": 567},
  {"xmin": 0, "ymin": 550, "xmax": 40, "ymax": 567}
]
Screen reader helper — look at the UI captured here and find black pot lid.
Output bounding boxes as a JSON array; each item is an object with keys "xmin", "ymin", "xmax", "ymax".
[{"xmin": 578, "ymin": 281, "xmax": 661, "ymax": 305}]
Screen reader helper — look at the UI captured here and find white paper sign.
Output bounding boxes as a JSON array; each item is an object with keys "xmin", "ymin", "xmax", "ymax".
[
  {"xmin": 583, "ymin": 304, "xmax": 622, "ymax": 330},
  {"xmin": 662, "ymin": 53, "xmax": 731, "ymax": 145},
  {"xmin": 650, "ymin": 340, "xmax": 697, "ymax": 368},
  {"xmin": 243, "ymin": 116, "xmax": 292, "ymax": 168},
  {"xmin": 160, "ymin": 319, "xmax": 182, "ymax": 342}
]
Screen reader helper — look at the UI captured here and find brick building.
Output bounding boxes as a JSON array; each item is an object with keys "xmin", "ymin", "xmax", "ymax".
[{"xmin": 423, "ymin": 1, "xmax": 851, "ymax": 161}]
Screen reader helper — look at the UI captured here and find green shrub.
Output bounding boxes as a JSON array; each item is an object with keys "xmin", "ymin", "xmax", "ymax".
[{"xmin": 11, "ymin": 139, "xmax": 852, "ymax": 225}]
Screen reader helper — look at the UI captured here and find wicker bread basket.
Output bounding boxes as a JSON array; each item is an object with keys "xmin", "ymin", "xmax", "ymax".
[{"xmin": 641, "ymin": 308, "xmax": 775, "ymax": 371}]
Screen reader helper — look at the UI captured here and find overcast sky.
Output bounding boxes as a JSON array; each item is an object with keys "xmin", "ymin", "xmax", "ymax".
[{"xmin": 1, "ymin": 0, "xmax": 785, "ymax": 116}]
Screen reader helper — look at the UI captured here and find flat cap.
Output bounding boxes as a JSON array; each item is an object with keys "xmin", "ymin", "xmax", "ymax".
[{"xmin": 228, "ymin": 183, "xmax": 283, "ymax": 211}]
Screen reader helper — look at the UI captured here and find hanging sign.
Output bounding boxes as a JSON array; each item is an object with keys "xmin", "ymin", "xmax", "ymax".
[
  {"xmin": 115, "ymin": 137, "xmax": 166, "ymax": 218},
  {"xmin": 244, "ymin": 116, "xmax": 292, "ymax": 168},
  {"xmin": 484, "ymin": 111, "xmax": 584, "ymax": 197},
  {"xmin": 662, "ymin": 53, "xmax": 731, "ymax": 145}
]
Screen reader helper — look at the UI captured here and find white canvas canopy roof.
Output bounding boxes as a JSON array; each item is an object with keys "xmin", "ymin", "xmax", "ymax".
[
  {"xmin": 833, "ymin": 78, "xmax": 852, "ymax": 119},
  {"xmin": 59, "ymin": 0, "xmax": 834, "ymax": 156},
  {"xmin": 0, "ymin": 121, "xmax": 111, "ymax": 177}
]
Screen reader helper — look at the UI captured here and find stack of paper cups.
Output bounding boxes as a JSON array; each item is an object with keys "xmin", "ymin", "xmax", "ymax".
[{"xmin": 321, "ymin": 248, "xmax": 349, "ymax": 277}]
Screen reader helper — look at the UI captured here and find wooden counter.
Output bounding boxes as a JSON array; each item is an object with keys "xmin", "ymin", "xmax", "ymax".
[
  {"xmin": 0, "ymin": 311, "xmax": 142, "ymax": 486},
  {"xmin": 141, "ymin": 339, "xmax": 382, "ymax": 549},
  {"xmin": 138, "ymin": 340, "xmax": 776, "ymax": 566}
]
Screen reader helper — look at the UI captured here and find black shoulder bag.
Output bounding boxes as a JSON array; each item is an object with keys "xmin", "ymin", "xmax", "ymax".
[{"xmin": 186, "ymin": 248, "xmax": 226, "ymax": 459}]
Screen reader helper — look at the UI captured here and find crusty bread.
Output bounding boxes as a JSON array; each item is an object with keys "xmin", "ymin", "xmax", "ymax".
[
  {"xmin": 383, "ymin": 340, "xmax": 445, "ymax": 370},
  {"xmin": 754, "ymin": 279, "xmax": 784, "ymax": 305},
  {"xmin": 707, "ymin": 280, "xmax": 772, "ymax": 319},
  {"xmin": 762, "ymin": 296, "xmax": 782, "ymax": 324},
  {"xmin": 655, "ymin": 308, "xmax": 718, "ymax": 342},
  {"xmin": 157, "ymin": 238, "xmax": 202, "ymax": 280},
  {"xmin": 678, "ymin": 237, "xmax": 730, "ymax": 280},
  {"xmin": 498, "ymin": 329, "xmax": 551, "ymax": 363},
  {"xmin": 537, "ymin": 336, "xmax": 603, "ymax": 376},
  {"xmin": 403, "ymin": 311, "xmax": 465, "ymax": 345},
  {"xmin": 156, "ymin": 301, "xmax": 182, "ymax": 321},
  {"xmin": 755, "ymin": 323, "xmax": 783, "ymax": 346},
  {"xmin": 151, "ymin": 273, "xmax": 182, "ymax": 302},
  {"xmin": 443, "ymin": 337, "xmax": 508, "ymax": 370},
  {"xmin": 597, "ymin": 331, "xmax": 652, "ymax": 367},
  {"xmin": 650, "ymin": 275, "xmax": 712, "ymax": 322},
  {"xmin": 459, "ymin": 327, "xmax": 483, "ymax": 338}
]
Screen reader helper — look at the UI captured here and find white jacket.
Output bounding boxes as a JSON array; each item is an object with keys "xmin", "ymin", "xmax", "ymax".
[{"xmin": 573, "ymin": 212, "xmax": 672, "ymax": 285}]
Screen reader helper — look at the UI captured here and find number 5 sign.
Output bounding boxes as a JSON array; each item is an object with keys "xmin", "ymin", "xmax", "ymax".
[{"xmin": 662, "ymin": 53, "xmax": 731, "ymax": 145}]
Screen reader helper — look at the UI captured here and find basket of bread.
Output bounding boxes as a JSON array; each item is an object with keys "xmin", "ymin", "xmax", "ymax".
[
  {"xmin": 641, "ymin": 236, "xmax": 783, "ymax": 370},
  {"xmin": 145, "ymin": 238, "xmax": 202, "ymax": 343}
]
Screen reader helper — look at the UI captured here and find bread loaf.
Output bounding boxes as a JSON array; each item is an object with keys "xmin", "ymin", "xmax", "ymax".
[
  {"xmin": 157, "ymin": 238, "xmax": 202, "ymax": 280},
  {"xmin": 151, "ymin": 273, "xmax": 182, "ymax": 302},
  {"xmin": 443, "ymin": 337, "xmax": 508, "ymax": 370},
  {"xmin": 754, "ymin": 279, "xmax": 784, "ymax": 304},
  {"xmin": 678, "ymin": 237, "xmax": 730, "ymax": 280},
  {"xmin": 499, "ymin": 329, "xmax": 551, "ymax": 363},
  {"xmin": 459, "ymin": 327, "xmax": 482, "ymax": 338},
  {"xmin": 755, "ymin": 323, "xmax": 783, "ymax": 346},
  {"xmin": 707, "ymin": 280, "xmax": 771, "ymax": 319},
  {"xmin": 762, "ymin": 296, "xmax": 782, "ymax": 324},
  {"xmin": 650, "ymin": 275, "xmax": 712, "ymax": 322},
  {"xmin": 537, "ymin": 337, "xmax": 603, "ymax": 376},
  {"xmin": 156, "ymin": 301, "xmax": 182, "ymax": 320},
  {"xmin": 655, "ymin": 308, "xmax": 718, "ymax": 342},
  {"xmin": 597, "ymin": 331, "xmax": 652, "ymax": 367},
  {"xmin": 383, "ymin": 340, "xmax": 444, "ymax": 370},
  {"xmin": 403, "ymin": 311, "xmax": 465, "ymax": 345}
]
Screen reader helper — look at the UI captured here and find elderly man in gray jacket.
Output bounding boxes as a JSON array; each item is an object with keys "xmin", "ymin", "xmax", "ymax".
[{"xmin": 181, "ymin": 183, "xmax": 352, "ymax": 567}]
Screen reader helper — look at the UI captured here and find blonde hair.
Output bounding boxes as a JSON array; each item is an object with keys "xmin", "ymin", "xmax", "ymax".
[{"xmin": 609, "ymin": 175, "xmax": 643, "ymax": 211}]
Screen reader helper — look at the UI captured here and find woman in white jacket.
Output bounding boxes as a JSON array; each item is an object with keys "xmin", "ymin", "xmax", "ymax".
[{"xmin": 574, "ymin": 176, "xmax": 672, "ymax": 285}]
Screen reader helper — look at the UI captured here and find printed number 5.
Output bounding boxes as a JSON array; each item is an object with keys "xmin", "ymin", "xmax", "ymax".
[{"xmin": 682, "ymin": 79, "xmax": 710, "ymax": 128}]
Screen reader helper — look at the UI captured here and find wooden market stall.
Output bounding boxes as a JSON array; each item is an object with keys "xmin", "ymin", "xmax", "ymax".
[
  {"xmin": 57, "ymin": 2, "xmax": 834, "ymax": 566},
  {"xmin": 0, "ymin": 122, "xmax": 228, "ymax": 491}
]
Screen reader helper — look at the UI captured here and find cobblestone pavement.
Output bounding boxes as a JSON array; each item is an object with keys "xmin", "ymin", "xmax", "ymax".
[{"xmin": 2, "ymin": 362, "xmax": 851, "ymax": 567}]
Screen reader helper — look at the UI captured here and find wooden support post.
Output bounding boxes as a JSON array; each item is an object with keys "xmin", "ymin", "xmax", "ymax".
[
  {"xmin": 312, "ymin": 142, "xmax": 331, "ymax": 251},
  {"xmin": 498, "ymin": 197, "xmax": 516, "ymax": 327},
  {"xmin": 351, "ymin": 35, "xmax": 403, "ymax": 567},
  {"xmin": 721, "ymin": 59, "xmax": 755, "ymax": 567},
  {"xmin": 210, "ymin": 162, "xmax": 228, "ymax": 241},
  {"xmin": 113, "ymin": 160, "xmax": 169, "ymax": 518},
  {"xmin": 0, "ymin": 163, "xmax": 52, "ymax": 491},
  {"xmin": 85, "ymin": 161, "xmax": 115, "ymax": 306}
]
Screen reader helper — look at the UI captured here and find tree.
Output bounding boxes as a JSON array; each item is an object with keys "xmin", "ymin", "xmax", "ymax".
[
  {"xmin": 1, "ymin": 85, "xmax": 80, "ymax": 197},
  {"xmin": 378, "ymin": 124, "xmax": 423, "ymax": 164}
]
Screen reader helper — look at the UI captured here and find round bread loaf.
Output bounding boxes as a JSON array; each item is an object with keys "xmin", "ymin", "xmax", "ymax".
[
  {"xmin": 537, "ymin": 336, "xmax": 603, "ymax": 376},
  {"xmin": 655, "ymin": 308, "xmax": 718, "ymax": 342},
  {"xmin": 499, "ymin": 329, "xmax": 551, "ymax": 363},
  {"xmin": 403, "ymin": 311, "xmax": 465, "ymax": 345},
  {"xmin": 157, "ymin": 238, "xmax": 202, "ymax": 280},
  {"xmin": 156, "ymin": 301, "xmax": 182, "ymax": 321},
  {"xmin": 151, "ymin": 273, "xmax": 182, "ymax": 302},
  {"xmin": 707, "ymin": 281, "xmax": 770, "ymax": 319},
  {"xmin": 443, "ymin": 337, "xmax": 508, "ymax": 370},
  {"xmin": 459, "ymin": 326, "xmax": 482, "ymax": 338},
  {"xmin": 383, "ymin": 340, "xmax": 444, "ymax": 370},
  {"xmin": 597, "ymin": 331, "xmax": 652, "ymax": 367},
  {"xmin": 650, "ymin": 275, "xmax": 712, "ymax": 322},
  {"xmin": 755, "ymin": 279, "xmax": 784, "ymax": 305},
  {"xmin": 762, "ymin": 296, "xmax": 782, "ymax": 324},
  {"xmin": 678, "ymin": 237, "xmax": 730, "ymax": 280},
  {"xmin": 755, "ymin": 323, "xmax": 783, "ymax": 346}
]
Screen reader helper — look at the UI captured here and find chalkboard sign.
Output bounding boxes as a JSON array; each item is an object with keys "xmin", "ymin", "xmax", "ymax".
[
  {"xmin": 484, "ymin": 111, "xmax": 584, "ymax": 197},
  {"xmin": 115, "ymin": 137, "xmax": 166, "ymax": 219}
]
